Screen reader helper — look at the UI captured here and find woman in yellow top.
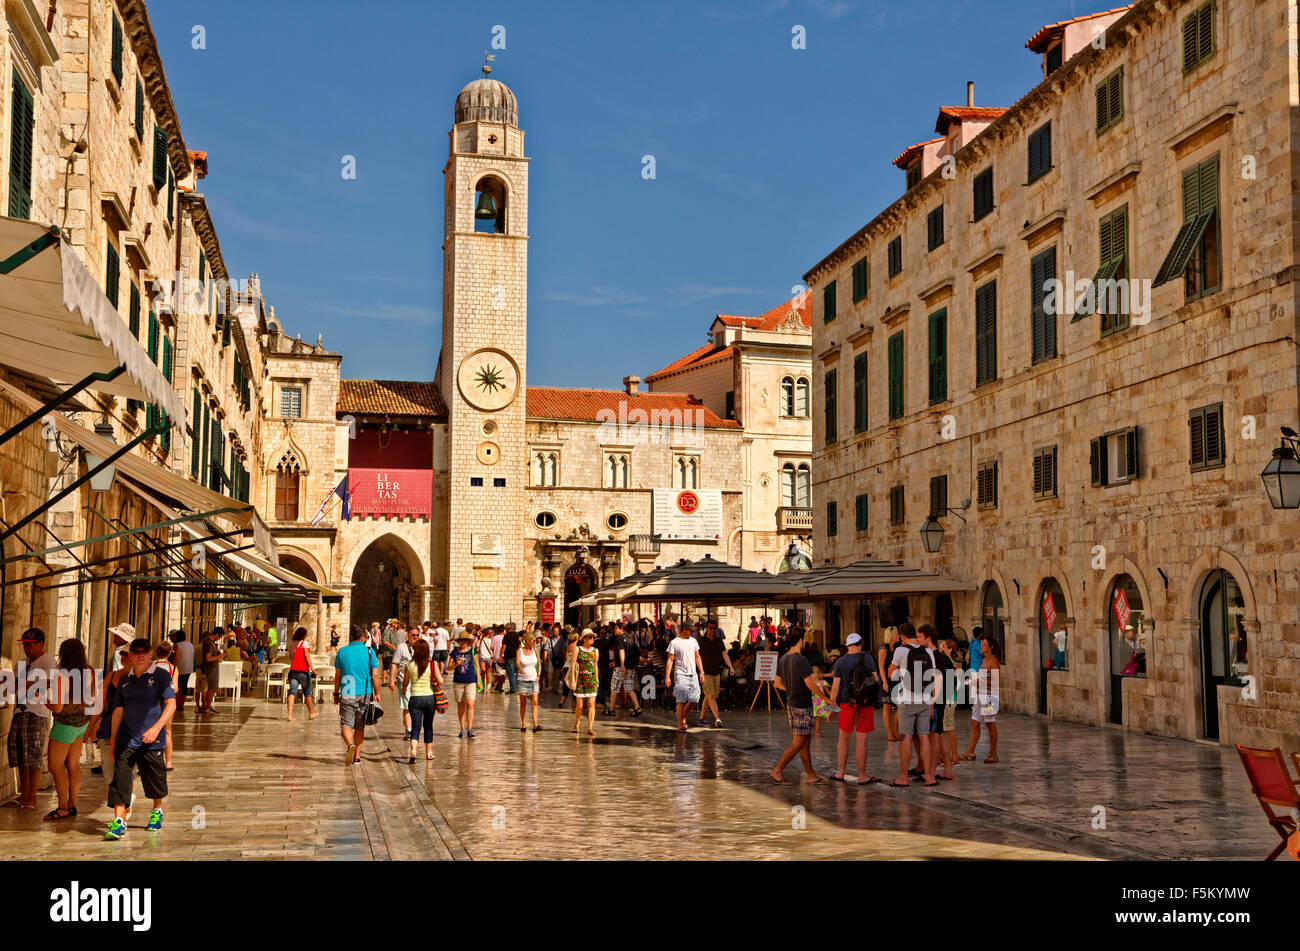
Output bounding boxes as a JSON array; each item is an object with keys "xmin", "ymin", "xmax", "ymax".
[{"xmin": 404, "ymin": 639, "xmax": 443, "ymax": 764}]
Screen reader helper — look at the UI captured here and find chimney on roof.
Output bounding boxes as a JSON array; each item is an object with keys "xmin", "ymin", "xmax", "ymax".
[
  {"xmin": 623, "ymin": 375, "xmax": 641, "ymax": 396},
  {"xmin": 967, "ymin": 82, "xmax": 975, "ymax": 107}
]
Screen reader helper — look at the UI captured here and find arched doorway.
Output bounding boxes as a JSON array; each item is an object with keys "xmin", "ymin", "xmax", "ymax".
[
  {"xmin": 349, "ymin": 537, "xmax": 423, "ymax": 633},
  {"xmin": 564, "ymin": 561, "xmax": 598, "ymax": 628},
  {"xmin": 1036, "ymin": 578, "xmax": 1067, "ymax": 715},
  {"xmin": 1197, "ymin": 569, "xmax": 1247, "ymax": 739},
  {"xmin": 265, "ymin": 553, "xmax": 318, "ymax": 639},
  {"xmin": 1106, "ymin": 573, "xmax": 1147, "ymax": 725},
  {"xmin": 980, "ymin": 581, "xmax": 1005, "ymax": 651}
]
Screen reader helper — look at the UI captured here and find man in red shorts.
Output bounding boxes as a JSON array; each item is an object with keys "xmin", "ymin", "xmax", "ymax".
[{"xmin": 828, "ymin": 633, "xmax": 883, "ymax": 784}]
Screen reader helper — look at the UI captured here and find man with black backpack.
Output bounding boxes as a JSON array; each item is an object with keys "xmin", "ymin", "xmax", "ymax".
[
  {"xmin": 828, "ymin": 633, "xmax": 882, "ymax": 784},
  {"xmin": 605, "ymin": 621, "xmax": 644, "ymax": 717},
  {"xmin": 888, "ymin": 622, "xmax": 937, "ymax": 787}
]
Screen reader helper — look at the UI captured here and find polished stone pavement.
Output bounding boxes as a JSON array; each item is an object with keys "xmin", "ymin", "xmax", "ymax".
[{"xmin": 0, "ymin": 684, "xmax": 1278, "ymax": 860}]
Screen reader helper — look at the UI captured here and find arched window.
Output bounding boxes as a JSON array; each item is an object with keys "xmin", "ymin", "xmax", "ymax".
[
  {"xmin": 675, "ymin": 455, "xmax": 699, "ymax": 489},
  {"xmin": 1108, "ymin": 574, "xmax": 1147, "ymax": 680},
  {"xmin": 981, "ymin": 580, "xmax": 1005, "ymax": 648},
  {"xmin": 781, "ymin": 463, "xmax": 810, "ymax": 507},
  {"xmin": 781, "ymin": 377, "xmax": 795, "ymax": 416},
  {"xmin": 275, "ymin": 453, "xmax": 301, "ymax": 521},
  {"xmin": 605, "ymin": 453, "xmax": 629, "ymax": 489},
  {"xmin": 533, "ymin": 451, "xmax": 558, "ymax": 486},
  {"xmin": 795, "ymin": 377, "xmax": 810, "ymax": 417},
  {"xmin": 473, "ymin": 176, "xmax": 506, "ymax": 234}
]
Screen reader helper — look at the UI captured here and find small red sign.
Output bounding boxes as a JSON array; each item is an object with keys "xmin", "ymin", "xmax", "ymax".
[
  {"xmin": 540, "ymin": 597, "xmax": 555, "ymax": 624},
  {"xmin": 676, "ymin": 490, "xmax": 700, "ymax": 515},
  {"xmin": 1113, "ymin": 588, "xmax": 1131, "ymax": 629},
  {"xmin": 1041, "ymin": 592, "xmax": 1057, "ymax": 630}
]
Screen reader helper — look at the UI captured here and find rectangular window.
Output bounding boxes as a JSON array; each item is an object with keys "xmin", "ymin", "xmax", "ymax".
[
  {"xmin": 1032, "ymin": 446, "xmax": 1058, "ymax": 499},
  {"xmin": 855, "ymin": 493, "xmax": 868, "ymax": 532},
  {"xmin": 977, "ymin": 461, "xmax": 998, "ymax": 509},
  {"xmin": 889, "ymin": 485, "xmax": 905, "ymax": 525},
  {"xmin": 1154, "ymin": 156, "xmax": 1220, "ymax": 299},
  {"xmin": 1189, "ymin": 402, "xmax": 1225, "ymax": 471},
  {"xmin": 135, "ymin": 79, "xmax": 145, "ymax": 141},
  {"xmin": 1031, "ymin": 247, "xmax": 1057, "ymax": 363},
  {"xmin": 275, "ymin": 468, "xmax": 300, "ymax": 521},
  {"xmin": 1183, "ymin": 0, "xmax": 1216, "ymax": 74},
  {"xmin": 1027, "ymin": 122, "xmax": 1052, "ymax": 183},
  {"xmin": 887, "ymin": 235, "xmax": 902, "ymax": 278},
  {"xmin": 887, "ymin": 331, "xmax": 904, "ymax": 420},
  {"xmin": 190, "ymin": 390, "xmax": 201, "ymax": 479},
  {"xmin": 724, "ymin": 390, "xmax": 735, "ymax": 420},
  {"xmin": 927, "ymin": 205, "xmax": 944, "ymax": 251},
  {"xmin": 1090, "ymin": 427, "xmax": 1140, "ymax": 487},
  {"xmin": 493, "ymin": 478, "xmax": 506, "ymax": 487},
  {"xmin": 7, "ymin": 70, "xmax": 34, "ymax": 219},
  {"xmin": 823, "ymin": 280, "xmax": 836, "ymax": 323},
  {"xmin": 470, "ymin": 477, "xmax": 484, "ymax": 487},
  {"xmin": 111, "ymin": 13, "xmax": 124, "ymax": 85},
  {"xmin": 152, "ymin": 125, "xmax": 169, "ymax": 189},
  {"xmin": 972, "ymin": 167, "xmax": 994, "ymax": 221},
  {"xmin": 853, "ymin": 351, "xmax": 868, "ymax": 433},
  {"xmin": 852, "ymin": 258, "xmax": 868, "ymax": 302},
  {"xmin": 929, "ymin": 474, "xmax": 948, "ymax": 519},
  {"xmin": 928, "ymin": 308, "xmax": 947, "ymax": 405},
  {"xmin": 1045, "ymin": 43, "xmax": 1063, "ymax": 76},
  {"xmin": 105, "ymin": 242, "xmax": 120, "ymax": 310},
  {"xmin": 1075, "ymin": 205, "xmax": 1129, "ymax": 333},
  {"xmin": 281, "ymin": 386, "xmax": 303, "ymax": 418},
  {"xmin": 975, "ymin": 280, "xmax": 997, "ymax": 386},
  {"xmin": 824, "ymin": 368, "xmax": 838, "ymax": 446},
  {"xmin": 826, "ymin": 501, "xmax": 837, "ymax": 537},
  {"xmin": 1096, "ymin": 67, "xmax": 1124, "ymax": 134},
  {"xmin": 906, "ymin": 161, "xmax": 922, "ymax": 190}
]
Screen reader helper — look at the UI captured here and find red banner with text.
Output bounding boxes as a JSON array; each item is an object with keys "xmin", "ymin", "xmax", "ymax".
[{"xmin": 348, "ymin": 468, "xmax": 433, "ymax": 518}]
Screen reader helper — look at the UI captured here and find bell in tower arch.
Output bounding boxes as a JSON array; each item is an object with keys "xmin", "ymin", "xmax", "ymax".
[{"xmin": 473, "ymin": 177, "xmax": 506, "ymax": 234}]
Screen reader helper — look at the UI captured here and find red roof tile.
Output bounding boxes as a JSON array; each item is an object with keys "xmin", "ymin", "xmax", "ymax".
[
  {"xmin": 892, "ymin": 137, "xmax": 944, "ymax": 170},
  {"xmin": 753, "ymin": 291, "xmax": 811, "ymax": 331},
  {"xmin": 935, "ymin": 106, "xmax": 1009, "ymax": 135},
  {"xmin": 526, "ymin": 387, "xmax": 739, "ymax": 428},
  {"xmin": 338, "ymin": 380, "xmax": 447, "ymax": 418},
  {"xmin": 1026, "ymin": 5, "xmax": 1133, "ymax": 52},
  {"xmin": 714, "ymin": 315, "xmax": 762, "ymax": 328},
  {"xmin": 648, "ymin": 292, "xmax": 810, "ymax": 383},
  {"xmin": 187, "ymin": 150, "xmax": 208, "ymax": 178},
  {"xmin": 644, "ymin": 344, "xmax": 736, "ymax": 382}
]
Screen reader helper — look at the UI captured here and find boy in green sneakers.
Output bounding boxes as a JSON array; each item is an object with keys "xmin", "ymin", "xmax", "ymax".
[{"xmin": 104, "ymin": 638, "xmax": 176, "ymax": 840}]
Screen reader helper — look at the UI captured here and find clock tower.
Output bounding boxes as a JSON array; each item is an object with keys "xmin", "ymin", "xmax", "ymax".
[{"xmin": 439, "ymin": 66, "xmax": 529, "ymax": 621}]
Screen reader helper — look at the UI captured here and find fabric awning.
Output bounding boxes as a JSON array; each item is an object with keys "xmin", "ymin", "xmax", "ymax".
[
  {"xmin": 0, "ymin": 217, "xmax": 186, "ymax": 424},
  {"xmin": 0, "ymin": 376, "xmax": 276, "ymax": 560},
  {"xmin": 618, "ymin": 556, "xmax": 801, "ymax": 605}
]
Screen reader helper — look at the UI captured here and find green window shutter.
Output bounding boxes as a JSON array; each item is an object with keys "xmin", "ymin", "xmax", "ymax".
[
  {"xmin": 824, "ymin": 368, "xmax": 837, "ymax": 445},
  {"xmin": 928, "ymin": 308, "xmax": 947, "ymax": 404},
  {"xmin": 1155, "ymin": 163, "xmax": 1215, "ymax": 287},
  {"xmin": 200, "ymin": 405, "xmax": 210, "ymax": 487},
  {"xmin": 887, "ymin": 331, "xmax": 904, "ymax": 420},
  {"xmin": 852, "ymin": 258, "xmax": 867, "ymax": 302},
  {"xmin": 167, "ymin": 167, "xmax": 175, "ymax": 224},
  {"xmin": 1096, "ymin": 68, "xmax": 1124, "ymax": 134},
  {"xmin": 975, "ymin": 281, "xmax": 997, "ymax": 385},
  {"xmin": 1184, "ymin": 1, "xmax": 1216, "ymax": 73},
  {"xmin": 7, "ymin": 70, "xmax": 34, "ymax": 219},
  {"xmin": 128, "ymin": 282, "xmax": 140, "ymax": 338},
  {"xmin": 222, "ymin": 315, "xmax": 232, "ymax": 348},
  {"xmin": 973, "ymin": 168, "xmax": 994, "ymax": 221},
  {"xmin": 111, "ymin": 14, "xmax": 124, "ymax": 85},
  {"xmin": 889, "ymin": 485, "xmax": 904, "ymax": 525},
  {"xmin": 929, "ymin": 475, "xmax": 947, "ymax": 518},
  {"xmin": 853, "ymin": 351, "xmax": 868, "ymax": 433},
  {"xmin": 824, "ymin": 280, "xmax": 836, "ymax": 323},
  {"xmin": 1123, "ymin": 427, "xmax": 1139, "ymax": 481},
  {"xmin": 105, "ymin": 242, "xmax": 120, "ymax": 310},
  {"xmin": 888, "ymin": 236, "xmax": 902, "ymax": 278},
  {"xmin": 855, "ymin": 493, "xmax": 868, "ymax": 532},
  {"xmin": 927, "ymin": 206, "xmax": 944, "ymax": 251},
  {"xmin": 191, "ymin": 390, "xmax": 201, "ymax": 478},
  {"xmin": 1190, "ymin": 403, "xmax": 1224, "ymax": 470},
  {"xmin": 163, "ymin": 336, "xmax": 173, "ymax": 383},
  {"xmin": 147, "ymin": 310, "xmax": 159, "ymax": 363},
  {"xmin": 1028, "ymin": 122, "xmax": 1052, "ymax": 182},
  {"xmin": 153, "ymin": 125, "xmax": 169, "ymax": 189},
  {"xmin": 135, "ymin": 79, "xmax": 144, "ymax": 139},
  {"xmin": 199, "ymin": 250, "xmax": 206, "ymax": 286},
  {"xmin": 1031, "ymin": 248, "xmax": 1056, "ymax": 362},
  {"xmin": 826, "ymin": 501, "xmax": 837, "ymax": 537}
]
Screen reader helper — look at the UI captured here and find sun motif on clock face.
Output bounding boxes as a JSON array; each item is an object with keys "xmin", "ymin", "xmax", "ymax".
[{"xmin": 457, "ymin": 348, "xmax": 520, "ymax": 412}]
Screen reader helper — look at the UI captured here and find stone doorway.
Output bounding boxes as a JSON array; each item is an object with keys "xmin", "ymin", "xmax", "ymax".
[
  {"xmin": 349, "ymin": 535, "xmax": 424, "ymax": 632},
  {"xmin": 563, "ymin": 561, "xmax": 597, "ymax": 629}
]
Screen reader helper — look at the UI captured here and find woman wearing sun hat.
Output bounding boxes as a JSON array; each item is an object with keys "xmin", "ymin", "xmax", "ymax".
[
  {"xmin": 448, "ymin": 631, "xmax": 479, "ymax": 738},
  {"xmin": 571, "ymin": 629, "xmax": 599, "ymax": 735}
]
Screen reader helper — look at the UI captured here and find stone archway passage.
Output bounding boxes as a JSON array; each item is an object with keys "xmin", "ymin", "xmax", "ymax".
[{"xmin": 350, "ymin": 538, "xmax": 422, "ymax": 632}]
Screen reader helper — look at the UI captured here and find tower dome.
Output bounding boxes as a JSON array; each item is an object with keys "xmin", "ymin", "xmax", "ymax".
[{"xmin": 455, "ymin": 76, "xmax": 518, "ymax": 127}]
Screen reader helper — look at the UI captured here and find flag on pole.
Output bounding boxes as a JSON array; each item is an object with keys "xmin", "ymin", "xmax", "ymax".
[{"xmin": 310, "ymin": 475, "xmax": 351, "ymax": 526}]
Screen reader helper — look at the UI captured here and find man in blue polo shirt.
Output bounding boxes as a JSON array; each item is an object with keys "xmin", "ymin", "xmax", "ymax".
[
  {"xmin": 334, "ymin": 627, "xmax": 380, "ymax": 765},
  {"xmin": 104, "ymin": 638, "xmax": 176, "ymax": 840}
]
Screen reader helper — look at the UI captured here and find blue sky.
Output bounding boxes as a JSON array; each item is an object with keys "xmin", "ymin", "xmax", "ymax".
[{"xmin": 149, "ymin": 0, "xmax": 1094, "ymax": 386}]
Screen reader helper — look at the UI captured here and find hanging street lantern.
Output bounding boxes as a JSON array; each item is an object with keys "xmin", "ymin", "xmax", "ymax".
[
  {"xmin": 919, "ymin": 516, "xmax": 944, "ymax": 553},
  {"xmin": 1261, "ymin": 443, "xmax": 1300, "ymax": 509},
  {"xmin": 84, "ymin": 422, "xmax": 119, "ymax": 493}
]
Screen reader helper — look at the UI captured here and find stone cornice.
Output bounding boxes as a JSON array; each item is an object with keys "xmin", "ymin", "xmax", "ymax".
[
  {"xmin": 1166, "ymin": 102, "xmax": 1240, "ymax": 157},
  {"xmin": 119, "ymin": 0, "xmax": 192, "ymax": 180}
]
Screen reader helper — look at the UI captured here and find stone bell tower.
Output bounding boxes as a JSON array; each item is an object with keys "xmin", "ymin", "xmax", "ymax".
[{"xmin": 438, "ymin": 64, "xmax": 529, "ymax": 621}]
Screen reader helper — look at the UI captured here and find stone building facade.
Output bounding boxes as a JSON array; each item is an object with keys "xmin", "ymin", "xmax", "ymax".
[{"xmin": 804, "ymin": 0, "xmax": 1300, "ymax": 750}]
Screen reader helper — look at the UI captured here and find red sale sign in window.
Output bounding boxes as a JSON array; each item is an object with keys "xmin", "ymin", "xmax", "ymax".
[
  {"xmin": 1112, "ymin": 588, "xmax": 1131, "ymax": 629},
  {"xmin": 348, "ymin": 468, "xmax": 432, "ymax": 518},
  {"xmin": 1041, "ymin": 592, "xmax": 1056, "ymax": 630}
]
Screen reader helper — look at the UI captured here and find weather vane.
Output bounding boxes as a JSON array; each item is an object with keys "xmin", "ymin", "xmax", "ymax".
[{"xmin": 482, "ymin": 53, "xmax": 496, "ymax": 76}]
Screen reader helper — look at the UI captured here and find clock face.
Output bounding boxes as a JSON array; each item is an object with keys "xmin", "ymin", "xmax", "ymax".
[{"xmin": 457, "ymin": 348, "xmax": 520, "ymax": 412}]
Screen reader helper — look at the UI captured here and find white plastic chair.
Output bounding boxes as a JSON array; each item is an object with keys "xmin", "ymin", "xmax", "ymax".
[
  {"xmin": 313, "ymin": 665, "xmax": 336, "ymax": 703},
  {"xmin": 264, "ymin": 663, "xmax": 290, "ymax": 701},
  {"xmin": 217, "ymin": 661, "xmax": 242, "ymax": 701}
]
